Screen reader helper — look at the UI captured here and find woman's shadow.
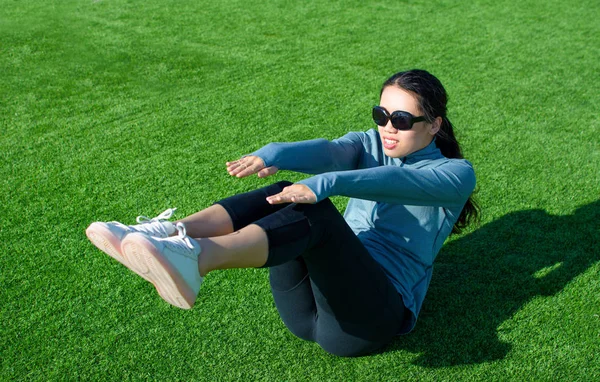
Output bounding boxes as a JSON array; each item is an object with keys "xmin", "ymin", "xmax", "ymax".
[{"xmin": 389, "ymin": 200, "xmax": 600, "ymax": 366}]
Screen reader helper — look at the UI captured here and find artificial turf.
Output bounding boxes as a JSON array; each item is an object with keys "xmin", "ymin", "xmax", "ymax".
[{"xmin": 1, "ymin": 0, "xmax": 599, "ymax": 380}]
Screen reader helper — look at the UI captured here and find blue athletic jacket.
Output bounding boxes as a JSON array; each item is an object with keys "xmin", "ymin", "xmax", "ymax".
[{"xmin": 251, "ymin": 128, "xmax": 476, "ymax": 333}]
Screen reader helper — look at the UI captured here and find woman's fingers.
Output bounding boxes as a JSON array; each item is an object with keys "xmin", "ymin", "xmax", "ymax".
[
  {"xmin": 268, "ymin": 192, "xmax": 308, "ymax": 204},
  {"xmin": 226, "ymin": 156, "xmax": 266, "ymax": 178},
  {"xmin": 266, "ymin": 184, "xmax": 316, "ymax": 204},
  {"xmin": 257, "ymin": 166, "xmax": 279, "ymax": 178}
]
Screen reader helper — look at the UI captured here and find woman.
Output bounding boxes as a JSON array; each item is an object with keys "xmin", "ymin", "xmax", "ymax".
[{"xmin": 86, "ymin": 69, "xmax": 478, "ymax": 357}]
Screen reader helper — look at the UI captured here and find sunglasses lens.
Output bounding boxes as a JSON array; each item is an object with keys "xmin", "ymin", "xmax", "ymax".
[
  {"xmin": 372, "ymin": 107, "xmax": 389, "ymax": 126},
  {"xmin": 390, "ymin": 112, "xmax": 411, "ymax": 130}
]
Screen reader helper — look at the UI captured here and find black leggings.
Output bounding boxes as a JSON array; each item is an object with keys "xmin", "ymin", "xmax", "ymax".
[{"xmin": 215, "ymin": 181, "xmax": 405, "ymax": 357}]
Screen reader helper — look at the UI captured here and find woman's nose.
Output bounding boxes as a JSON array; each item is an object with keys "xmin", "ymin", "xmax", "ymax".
[{"xmin": 384, "ymin": 122, "xmax": 397, "ymax": 133}]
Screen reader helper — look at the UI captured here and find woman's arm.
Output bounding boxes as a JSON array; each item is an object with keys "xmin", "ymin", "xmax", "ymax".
[
  {"xmin": 297, "ymin": 160, "xmax": 476, "ymax": 208},
  {"xmin": 250, "ymin": 132, "xmax": 365, "ymax": 174}
]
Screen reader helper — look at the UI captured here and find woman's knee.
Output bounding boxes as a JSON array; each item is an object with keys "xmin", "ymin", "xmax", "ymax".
[{"xmin": 291, "ymin": 197, "xmax": 341, "ymax": 225}]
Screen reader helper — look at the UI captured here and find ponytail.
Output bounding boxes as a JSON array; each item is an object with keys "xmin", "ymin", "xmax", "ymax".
[
  {"xmin": 436, "ymin": 116, "xmax": 480, "ymax": 234},
  {"xmin": 436, "ymin": 116, "xmax": 462, "ymax": 159}
]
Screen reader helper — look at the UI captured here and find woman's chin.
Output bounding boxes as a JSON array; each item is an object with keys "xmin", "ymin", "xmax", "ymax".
[{"xmin": 383, "ymin": 147, "xmax": 405, "ymax": 158}]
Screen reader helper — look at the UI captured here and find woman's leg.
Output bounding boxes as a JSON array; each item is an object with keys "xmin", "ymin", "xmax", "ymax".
[
  {"xmin": 257, "ymin": 200, "xmax": 406, "ymax": 357},
  {"xmin": 170, "ymin": 181, "xmax": 295, "ymax": 275},
  {"xmin": 187, "ymin": 189, "xmax": 405, "ymax": 356},
  {"xmin": 194, "ymin": 194, "xmax": 406, "ymax": 356},
  {"xmin": 196, "ymin": 224, "xmax": 268, "ymax": 276},
  {"xmin": 174, "ymin": 181, "xmax": 293, "ymax": 239},
  {"xmin": 268, "ymin": 258, "xmax": 317, "ymax": 341},
  {"xmin": 175, "ymin": 204, "xmax": 234, "ymax": 238}
]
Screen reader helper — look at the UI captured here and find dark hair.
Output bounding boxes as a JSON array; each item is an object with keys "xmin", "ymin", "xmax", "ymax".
[{"xmin": 382, "ymin": 69, "xmax": 480, "ymax": 234}]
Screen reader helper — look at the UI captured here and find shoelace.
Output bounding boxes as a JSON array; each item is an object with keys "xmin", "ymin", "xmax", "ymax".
[
  {"xmin": 136, "ymin": 208, "xmax": 177, "ymax": 224},
  {"xmin": 163, "ymin": 222, "xmax": 196, "ymax": 252}
]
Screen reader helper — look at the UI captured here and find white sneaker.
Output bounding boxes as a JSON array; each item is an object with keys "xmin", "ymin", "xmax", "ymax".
[
  {"xmin": 121, "ymin": 222, "xmax": 203, "ymax": 309},
  {"xmin": 85, "ymin": 208, "xmax": 178, "ymax": 276}
]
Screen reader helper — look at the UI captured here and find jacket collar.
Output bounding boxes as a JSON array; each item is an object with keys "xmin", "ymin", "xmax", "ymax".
[{"xmin": 401, "ymin": 138, "xmax": 443, "ymax": 164}]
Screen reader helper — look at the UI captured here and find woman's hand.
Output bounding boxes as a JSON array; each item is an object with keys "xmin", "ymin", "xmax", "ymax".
[
  {"xmin": 266, "ymin": 184, "xmax": 317, "ymax": 205},
  {"xmin": 226, "ymin": 156, "xmax": 279, "ymax": 178}
]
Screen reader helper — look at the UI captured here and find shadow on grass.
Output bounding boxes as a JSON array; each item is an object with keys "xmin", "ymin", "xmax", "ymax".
[{"xmin": 389, "ymin": 200, "xmax": 600, "ymax": 367}]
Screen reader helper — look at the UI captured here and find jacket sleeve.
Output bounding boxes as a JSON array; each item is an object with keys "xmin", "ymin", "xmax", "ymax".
[
  {"xmin": 249, "ymin": 132, "xmax": 364, "ymax": 175},
  {"xmin": 298, "ymin": 160, "xmax": 476, "ymax": 208}
]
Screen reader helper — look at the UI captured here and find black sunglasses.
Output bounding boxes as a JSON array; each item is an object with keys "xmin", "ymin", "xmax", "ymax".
[{"xmin": 372, "ymin": 106, "xmax": 427, "ymax": 131}]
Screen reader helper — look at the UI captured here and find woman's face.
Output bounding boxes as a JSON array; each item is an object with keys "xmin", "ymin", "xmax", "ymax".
[{"xmin": 377, "ymin": 86, "xmax": 440, "ymax": 158}]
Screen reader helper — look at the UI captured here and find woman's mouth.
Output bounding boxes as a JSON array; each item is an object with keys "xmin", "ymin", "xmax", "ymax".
[{"xmin": 383, "ymin": 137, "xmax": 398, "ymax": 150}]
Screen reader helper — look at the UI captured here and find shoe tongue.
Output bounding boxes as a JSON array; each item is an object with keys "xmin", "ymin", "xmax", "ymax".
[{"xmin": 162, "ymin": 221, "xmax": 176, "ymax": 236}]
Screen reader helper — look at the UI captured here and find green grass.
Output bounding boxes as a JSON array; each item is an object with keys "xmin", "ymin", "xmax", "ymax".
[{"xmin": 1, "ymin": 0, "xmax": 599, "ymax": 380}]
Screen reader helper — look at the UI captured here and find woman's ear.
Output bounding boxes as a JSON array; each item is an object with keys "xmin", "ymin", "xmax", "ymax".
[{"xmin": 429, "ymin": 116, "xmax": 442, "ymax": 136}]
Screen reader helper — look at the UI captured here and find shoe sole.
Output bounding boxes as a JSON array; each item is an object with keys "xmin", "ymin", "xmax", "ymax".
[
  {"xmin": 85, "ymin": 223, "xmax": 152, "ymax": 282},
  {"xmin": 121, "ymin": 233, "xmax": 196, "ymax": 310}
]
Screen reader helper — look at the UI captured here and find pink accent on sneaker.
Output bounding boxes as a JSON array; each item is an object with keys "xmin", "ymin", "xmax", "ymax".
[{"xmin": 86, "ymin": 222, "xmax": 131, "ymax": 266}]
